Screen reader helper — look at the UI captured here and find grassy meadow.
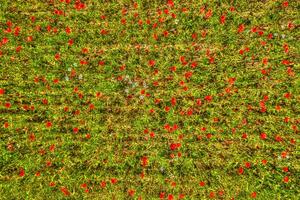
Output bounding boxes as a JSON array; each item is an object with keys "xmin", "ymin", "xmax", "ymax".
[{"xmin": 0, "ymin": 0, "xmax": 299, "ymax": 199}]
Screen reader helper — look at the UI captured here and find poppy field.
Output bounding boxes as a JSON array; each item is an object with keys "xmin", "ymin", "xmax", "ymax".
[{"xmin": 0, "ymin": 0, "xmax": 299, "ymax": 199}]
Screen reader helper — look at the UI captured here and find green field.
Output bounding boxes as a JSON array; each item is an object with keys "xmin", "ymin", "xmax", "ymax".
[{"xmin": 0, "ymin": 0, "xmax": 299, "ymax": 199}]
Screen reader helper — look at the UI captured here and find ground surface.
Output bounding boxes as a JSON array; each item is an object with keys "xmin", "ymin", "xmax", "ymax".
[{"xmin": 0, "ymin": 0, "xmax": 299, "ymax": 199}]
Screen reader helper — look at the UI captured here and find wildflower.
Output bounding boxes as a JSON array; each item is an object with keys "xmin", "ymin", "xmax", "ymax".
[
  {"xmin": 46, "ymin": 121, "xmax": 52, "ymax": 128},
  {"xmin": 19, "ymin": 168, "xmax": 25, "ymax": 177},
  {"xmin": 60, "ymin": 187, "xmax": 70, "ymax": 196},
  {"xmin": 111, "ymin": 178, "xmax": 118, "ymax": 184},
  {"xmin": 283, "ymin": 176, "xmax": 289, "ymax": 183},
  {"xmin": 199, "ymin": 181, "xmax": 206, "ymax": 187},
  {"xmin": 128, "ymin": 189, "xmax": 135, "ymax": 197},
  {"xmin": 238, "ymin": 24, "xmax": 245, "ymax": 33},
  {"xmin": 260, "ymin": 132, "xmax": 267, "ymax": 140},
  {"xmin": 0, "ymin": 88, "xmax": 4, "ymax": 95},
  {"xmin": 250, "ymin": 192, "xmax": 257, "ymax": 198}
]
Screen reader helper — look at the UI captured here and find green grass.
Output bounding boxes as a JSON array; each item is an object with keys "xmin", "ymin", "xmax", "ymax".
[{"xmin": 0, "ymin": 0, "xmax": 299, "ymax": 199}]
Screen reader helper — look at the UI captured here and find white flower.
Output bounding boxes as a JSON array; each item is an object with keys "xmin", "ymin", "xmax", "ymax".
[
  {"xmin": 125, "ymin": 88, "xmax": 129, "ymax": 93},
  {"xmin": 139, "ymin": 95, "xmax": 144, "ymax": 99},
  {"xmin": 78, "ymin": 74, "xmax": 83, "ymax": 80},
  {"xmin": 174, "ymin": 19, "xmax": 179, "ymax": 24},
  {"xmin": 281, "ymin": 34, "xmax": 286, "ymax": 39},
  {"xmin": 65, "ymin": 75, "xmax": 69, "ymax": 81},
  {"xmin": 143, "ymin": 82, "xmax": 148, "ymax": 88}
]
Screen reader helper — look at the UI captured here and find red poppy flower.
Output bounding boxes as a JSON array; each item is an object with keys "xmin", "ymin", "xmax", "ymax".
[
  {"xmin": 49, "ymin": 144, "xmax": 55, "ymax": 152},
  {"xmin": 16, "ymin": 46, "xmax": 22, "ymax": 52},
  {"xmin": 205, "ymin": 9, "xmax": 213, "ymax": 19},
  {"xmin": 170, "ymin": 143, "xmax": 177, "ymax": 151},
  {"xmin": 55, "ymin": 53, "xmax": 60, "ymax": 60},
  {"xmin": 128, "ymin": 189, "xmax": 135, "ymax": 197},
  {"xmin": 60, "ymin": 187, "xmax": 70, "ymax": 196},
  {"xmin": 250, "ymin": 192, "xmax": 257, "ymax": 198},
  {"xmin": 275, "ymin": 135, "xmax": 283, "ymax": 142},
  {"xmin": 150, "ymin": 132, "xmax": 155, "ymax": 138},
  {"xmin": 63, "ymin": 106, "xmax": 69, "ymax": 112},
  {"xmin": 282, "ymin": 1, "xmax": 288, "ymax": 7},
  {"xmin": 196, "ymin": 99, "xmax": 202, "ymax": 106},
  {"xmin": 19, "ymin": 168, "xmax": 25, "ymax": 177},
  {"xmin": 170, "ymin": 181, "xmax": 176, "ymax": 187},
  {"xmin": 68, "ymin": 39, "xmax": 74, "ymax": 45},
  {"xmin": 238, "ymin": 24, "xmax": 245, "ymax": 33},
  {"xmin": 80, "ymin": 60, "xmax": 88, "ymax": 65},
  {"xmin": 169, "ymin": 66, "xmax": 176, "ymax": 72},
  {"xmin": 171, "ymin": 97, "xmax": 176, "ymax": 106},
  {"xmin": 141, "ymin": 156, "xmax": 148, "ymax": 167},
  {"xmin": 111, "ymin": 178, "xmax": 118, "ymax": 184},
  {"xmin": 206, "ymin": 133, "xmax": 212, "ymax": 139},
  {"xmin": 160, "ymin": 192, "xmax": 165, "ymax": 199},
  {"xmin": 191, "ymin": 61, "xmax": 198, "ymax": 68},
  {"xmin": 168, "ymin": 194, "xmax": 174, "ymax": 200},
  {"xmin": 260, "ymin": 132, "xmax": 267, "ymax": 140},
  {"xmin": 5, "ymin": 102, "xmax": 11, "ymax": 108},
  {"xmin": 29, "ymin": 133, "xmax": 35, "ymax": 142},
  {"xmin": 220, "ymin": 14, "xmax": 226, "ymax": 24},
  {"xmin": 228, "ymin": 77, "xmax": 236, "ymax": 85},
  {"xmin": 4, "ymin": 122, "xmax": 9, "ymax": 128},
  {"xmin": 218, "ymin": 190, "xmax": 224, "ymax": 196},
  {"xmin": 238, "ymin": 167, "xmax": 244, "ymax": 175},
  {"xmin": 65, "ymin": 27, "xmax": 71, "ymax": 34},
  {"xmin": 185, "ymin": 71, "xmax": 193, "ymax": 79},
  {"xmin": 199, "ymin": 181, "xmax": 205, "ymax": 187},
  {"xmin": 100, "ymin": 181, "xmax": 106, "ymax": 188},
  {"xmin": 53, "ymin": 78, "xmax": 59, "ymax": 84},
  {"xmin": 46, "ymin": 161, "xmax": 52, "ymax": 167},
  {"xmin": 89, "ymin": 103, "xmax": 95, "ymax": 110},
  {"xmin": 148, "ymin": 60, "xmax": 155, "ymax": 67},
  {"xmin": 209, "ymin": 191, "xmax": 215, "ymax": 198},
  {"xmin": 281, "ymin": 151, "xmax": 287, "ymax": 158},
  {"xmin": 282, "ymin": 59, "xmax": 290, "ymax": 65},
  {"xmin": 73, "ymin": 127, "xmax": 79, "ymax": 134},
  {"xmin": 0, "ymin": 88, "xmax": 4, "ymax": 95},
  {"xmin": 49, "ymin": 182, "xmax": 56, "ymax": 187},
  {"xmin": 42, "ymin": 98, "xmax": 48, "ymax": 105},
  {"xmin": 46, "ymin": 121, "xmax": 52, "ymax": 128},
  {"xmin": 167, "ymin": 0, "xmax": 174, "ymax": 7},
  {"xmin": 284, "ymin": 92, "xmax": 292, "ymax": 99},
  {"xmin": 2, "ymin": 37, "xmax": 9, "ymax": 44},
  {"xmin": 205, "ymin": 95, "xmax": 213, "ymax": 102},
  {"xmin": 163, "ymin": 30, "xmax": 169, "ymax": 37},
  {"xmin": 86, "ymin": 133, "xmax": 91, "ymax": 139},
  {"xmin": 177, "ymin": 152, "xmax": 182, "ymax": 157},
  {"xmin": 165, "ymin": 106, "xmax": 170, "ymax": 112},
  {"xmin": 245, "ymin": 162, "xmax": 251, "ymax": 168}
]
